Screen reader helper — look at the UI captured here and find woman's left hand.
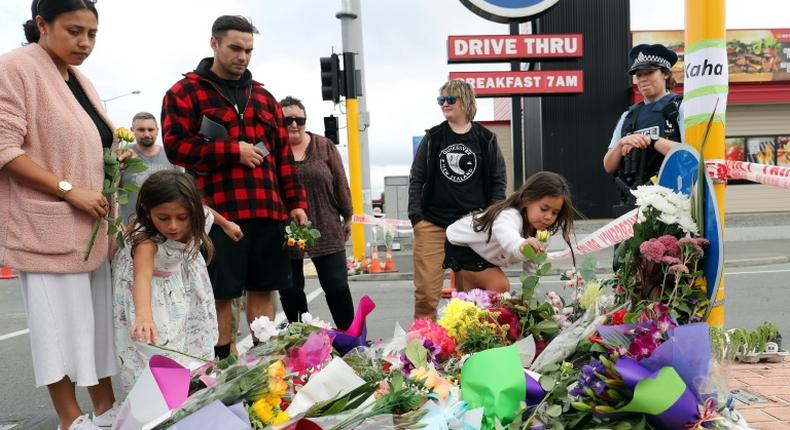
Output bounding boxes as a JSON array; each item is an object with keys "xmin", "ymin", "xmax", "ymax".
[{"xmin": 343, "ymin": 219, "xmax": 352, "ymax": 241}]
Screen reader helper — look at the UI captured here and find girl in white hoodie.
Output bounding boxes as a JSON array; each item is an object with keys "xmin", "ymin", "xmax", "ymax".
[{"xmin": 444, "ymin": 171, "xmax": 578, "ymax": 293}]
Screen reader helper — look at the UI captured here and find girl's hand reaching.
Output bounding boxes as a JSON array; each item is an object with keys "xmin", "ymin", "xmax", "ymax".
[
  {"xmin": 521, "ymin": 237, "xmax": 544, "ymax": 254},
  {"xmin": 130, "ymin": 317, "xmax": 157, "ymax": 344},
  {"xmin": 223, "ymin": 221, "xmax": 244, "ymax": 241}
]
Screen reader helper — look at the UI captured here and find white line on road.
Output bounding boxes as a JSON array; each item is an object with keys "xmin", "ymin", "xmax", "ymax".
[
  {"xmin": 725, "ymin": 268, "xmax": 790, "ymax": 276},
  {"xmin": 0, "ymin": 329, "xmax": 29, "ymax": 342}
]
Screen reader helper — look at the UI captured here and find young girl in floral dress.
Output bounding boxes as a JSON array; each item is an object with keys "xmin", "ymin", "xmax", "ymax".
[
  {"xmin": 444, "ymin": 171, "xmax": 578, "ymax": 293},
  {"xmin": 112, "ymin": 171, "xmax": 243, "ymax": 392}
]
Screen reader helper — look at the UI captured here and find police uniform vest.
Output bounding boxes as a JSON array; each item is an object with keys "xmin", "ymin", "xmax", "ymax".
[{"xmin": 616, "ymin": 93, "xmax": 682, "ymax": 190}]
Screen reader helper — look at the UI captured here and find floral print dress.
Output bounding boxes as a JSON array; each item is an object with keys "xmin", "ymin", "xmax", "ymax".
[{"xmin": 113, "ymin": 237, "xmax": 218, "ymax": 393}]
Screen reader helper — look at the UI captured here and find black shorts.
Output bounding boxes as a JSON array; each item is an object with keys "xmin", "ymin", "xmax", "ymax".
[
  {"xmin": 442, "ymin": 239, "xmax": 496, "ymax": 272},
  {"xmin": 208, "ymin": 219, "xmax": 291, "ymax": 300}
]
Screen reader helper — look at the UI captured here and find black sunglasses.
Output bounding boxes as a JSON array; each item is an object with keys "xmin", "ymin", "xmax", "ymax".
[
  {"xmin": 284, "ymin": 116, "xmax": 306, "ymax": 126},
  {"xmin": 437, "ymin": 95, "xmax": 458, "ymax": 106}
]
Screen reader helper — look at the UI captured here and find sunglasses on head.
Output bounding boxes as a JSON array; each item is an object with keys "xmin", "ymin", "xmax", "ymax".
[
  {"xmin": 437, "ymin": 95, "xmax": 458, "ymax": 106},
  {"xmin": 284, "ymin": 116, "xmax": 306, "ymax": 126}
]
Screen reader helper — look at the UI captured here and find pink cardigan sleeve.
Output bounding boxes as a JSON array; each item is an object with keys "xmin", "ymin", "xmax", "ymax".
[{"xmin": 0, "ymin": 61, "xmax": 28, "ymax": 169}]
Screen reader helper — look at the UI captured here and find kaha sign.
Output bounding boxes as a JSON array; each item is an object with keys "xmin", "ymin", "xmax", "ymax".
[{"xmin": 460, "ymin": 0, "xmax": 559, "ymax": 23}]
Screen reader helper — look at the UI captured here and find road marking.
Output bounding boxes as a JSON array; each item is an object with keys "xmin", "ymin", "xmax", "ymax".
[
  {"xmin": 0, "ymin": 329, "xmax": 29, "ymax": 342},
  {"xmin": 237, "ymin": 287, "xmax": 324, "ymax": 354},
  {"xmin": 725, "ymin": 268, "xmax": 790, "ymax": 276}
]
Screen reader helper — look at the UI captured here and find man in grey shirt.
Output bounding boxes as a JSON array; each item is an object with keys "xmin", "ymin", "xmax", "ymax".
[{"xmin": 119, "ymin": 112, "xmax": 179, "ymax": 222}]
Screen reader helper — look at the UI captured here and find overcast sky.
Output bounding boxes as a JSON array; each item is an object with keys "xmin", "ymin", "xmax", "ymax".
[{"xmin": 1, "ymin": 0, "xmax": 789, "ymax": 196}]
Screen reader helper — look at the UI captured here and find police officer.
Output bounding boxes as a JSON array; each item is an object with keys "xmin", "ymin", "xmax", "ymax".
[{"xmin": 604, "ymin": 43, "xmax": 684, "ymax": 216}]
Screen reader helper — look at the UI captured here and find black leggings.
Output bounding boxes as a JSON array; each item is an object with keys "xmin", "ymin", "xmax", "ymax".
[{"xmin": 280, "ymin": 250, "xmax": 355, "ymax": 331}]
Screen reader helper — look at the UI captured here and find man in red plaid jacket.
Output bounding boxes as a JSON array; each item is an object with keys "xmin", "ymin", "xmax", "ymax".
[{"xmin": 161, "ymin": 15, "xmax": 307, "ymax": 359}]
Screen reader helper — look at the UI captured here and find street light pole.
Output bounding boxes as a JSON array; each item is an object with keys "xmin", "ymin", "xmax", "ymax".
[{"xmin": 102, "ymin": 90, "xmax": 141, "ymax": 112}]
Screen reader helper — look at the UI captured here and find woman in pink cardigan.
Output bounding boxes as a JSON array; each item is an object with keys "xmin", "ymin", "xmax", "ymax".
[{"xmin": 0, "ymin": 1, "xmax": 122, "ymax": 429}]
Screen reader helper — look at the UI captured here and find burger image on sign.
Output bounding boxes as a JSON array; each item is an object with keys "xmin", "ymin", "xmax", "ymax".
[{"xmin": 460, "ymin": 0, "xmax": 560, "ymax": 23}]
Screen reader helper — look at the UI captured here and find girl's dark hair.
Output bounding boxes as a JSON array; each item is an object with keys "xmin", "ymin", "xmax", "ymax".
[
  {"xmin": 23, "ymin": 0, "xmax": 99, "ymax": 43},
  {"xmin": 124, "ymin": 171, "xmax": 214, "ymax": 262},
  {"xmin": 472, "ymin": 171, "xmax": 580, "ymax": 265}
]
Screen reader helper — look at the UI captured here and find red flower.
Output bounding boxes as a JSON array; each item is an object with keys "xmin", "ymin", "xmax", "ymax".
[
  {"xmin": 611, "ymin": 309, "xmax": 627, "ymax": 325},
  {"xmin": 588, "ymin": 335, "xmax": 605, "ymax": 346}
]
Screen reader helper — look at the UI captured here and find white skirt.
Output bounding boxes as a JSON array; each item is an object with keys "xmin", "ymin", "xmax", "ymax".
[{"xmin": 20, "ymin": 262, "xmax": 118, "ymax": 387}]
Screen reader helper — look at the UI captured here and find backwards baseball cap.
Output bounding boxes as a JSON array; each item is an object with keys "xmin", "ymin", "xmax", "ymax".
[{"xmin": 628, "ymin": 43, "xmax": 678, "ymax": 75}]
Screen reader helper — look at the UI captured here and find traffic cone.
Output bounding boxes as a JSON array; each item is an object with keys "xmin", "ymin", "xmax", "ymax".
[
  {"xmin": 441, "ymin": 271, "xmax": 455, "ymax": 298},
  {"xmin": 383, "ymin": 247, "xmax": 397, "ymax": 272},
  {"xmin": 0, "ymin": 266, "xmax": 17, "ymax": 279},
  {"xmin": 369, "ymin": 245, "xmax": 383, "ymax": 273}
]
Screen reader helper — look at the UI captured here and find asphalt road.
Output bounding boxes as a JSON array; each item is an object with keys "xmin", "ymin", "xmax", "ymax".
[{"xmin": 1, "ymin": 260, "xmax": 789, "ymax": 429}]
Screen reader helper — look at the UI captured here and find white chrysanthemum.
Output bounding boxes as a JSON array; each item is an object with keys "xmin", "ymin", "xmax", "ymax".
[
  {"xmin": 677, "ymin": 213, "xmax": 699, "ymax": 235},
  {"xmin": 301, "ymin": 312, "xmax": 332, "ymax": 329},
  {"xmin": 658, "ymin": 211, "xmax": 680, "ymax": 226},
  {"xmin": 250, "ymin": 315, "xmax": 278, "ymax": 342}
]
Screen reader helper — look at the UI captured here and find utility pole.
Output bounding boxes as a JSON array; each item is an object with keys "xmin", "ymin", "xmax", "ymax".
[{"xmin": 337, "ymin": 0, "xmax": 373, "ymax": 256}]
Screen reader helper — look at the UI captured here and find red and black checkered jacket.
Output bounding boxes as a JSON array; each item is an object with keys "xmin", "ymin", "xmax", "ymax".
[{"xmin": 161, "ymin": 63, "xmax": 306, "ymax": 222}]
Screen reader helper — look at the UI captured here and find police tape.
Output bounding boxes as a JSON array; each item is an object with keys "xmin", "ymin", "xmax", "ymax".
[
  {"xmin": 351, "ymin": 214, "xmax": 413, "ymax": 233},
  {"xmin": 547, "ymin": 209, "xmax": 639, "ymax": 260},
  {"xmin": 706, "ymin": 160, "xmax": 790, "ymax": 189}
]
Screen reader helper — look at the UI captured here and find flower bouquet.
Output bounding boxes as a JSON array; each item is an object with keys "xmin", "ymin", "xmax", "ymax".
[
  {"xmin": 84, "ymin": 127, "xmax": 147, "ymax": 259},
  {"xmin": 284, "ymin": 220, "xmax": 321, "ymax": 250}
]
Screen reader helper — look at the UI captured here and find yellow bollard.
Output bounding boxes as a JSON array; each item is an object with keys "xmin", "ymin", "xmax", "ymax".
[{"xmin": 684, "ymin": 0, "xmax": 728, "ymax": 328}]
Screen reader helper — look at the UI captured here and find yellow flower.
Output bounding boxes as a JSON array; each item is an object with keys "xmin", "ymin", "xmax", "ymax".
[
  {"xmin": 272, "ymin": 410, "xmax": 290, "ymax": 424},
  {"xmin": 268, "ymin": 360, "xmax": 285, "ymax": 379},
  {"xmin": 116, "ymin": 127, "xmax": 135, "ymax": 143},
  {"xmin": 409, "ymin": 366, "xmax": 428, "ymax": 380},
  {"xmin": 251, "ymin": 398, "xmax": 275, "ymax": 422},
  {"xmin": 438, "ymin": 299, "xmax": 477, "ymax": 340},
  {"xmin": 536, "ymin": 230, "xmax": 550, "ymax": 243},
  {"xmin": 579, "ymin": 281, "xmax": 601, "ymax": 310},
  {"xmin": 269, "ymin": 379, "xmax": 288, "ymax": 398}
]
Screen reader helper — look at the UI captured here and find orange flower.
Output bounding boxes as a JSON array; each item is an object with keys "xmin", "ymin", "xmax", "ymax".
[
  {"xmin": 287, "ymin": 237, "xmax": 296, "ymax": 247},
  {"xmin": 297, "ymin": 239, "xmax": 306, "ymax": 249}
]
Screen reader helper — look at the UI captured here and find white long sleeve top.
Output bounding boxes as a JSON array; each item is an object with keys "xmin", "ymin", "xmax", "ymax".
[{"xmin": 446, "ymin": 208, "xmax": 528, "ymax": 267}]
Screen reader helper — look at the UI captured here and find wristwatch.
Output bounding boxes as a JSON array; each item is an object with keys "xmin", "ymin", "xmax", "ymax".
[
  {"xmin": 57, "ymin": 180, "xmax": 73, "ymax": 199},
  {"xmin": 650, "ymin": 135, "xmax": 660, "ymax": 146}
]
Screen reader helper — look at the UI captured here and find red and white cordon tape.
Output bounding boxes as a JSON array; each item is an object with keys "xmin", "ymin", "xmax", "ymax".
[
  {"xmin": 547, "ymin": 209, "xmax": 639, "ymax": 260},
  {"xmin": 351, "ymin": 214, "xmax": 413, "ymax": 234},
  {"xmin": 723, "ymin": 160, "xmax": 790, "ymax": 189}
]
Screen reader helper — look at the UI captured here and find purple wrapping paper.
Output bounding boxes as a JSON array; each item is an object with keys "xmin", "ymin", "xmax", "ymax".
[
  {"xmin": 615, "ymin": 357, "xmax": 700, "ymax": 429},
  {"xmin": 639, "ymin": 322, "xmax": 711, "ymax": 401},
  {"xmin": 329, "ymin": 324, "xmax": 368, "ymax": 356},
  {"xmin": 525, "ymin": 372, "xmax": 546, "ymax": 406}
]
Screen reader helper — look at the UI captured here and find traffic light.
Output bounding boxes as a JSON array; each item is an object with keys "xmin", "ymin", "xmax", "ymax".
[
  {"xmin": 324, "ymin": 115, "xmax": 339, "ymax": 145},
  {"xmin": 320, "ymin": 54, "xmax": 343, "ymax": 103}
]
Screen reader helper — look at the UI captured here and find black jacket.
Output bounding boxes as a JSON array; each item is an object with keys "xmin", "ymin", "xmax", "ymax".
[{"xmin": 407, "ymin": 121, "xmax": 507, "ymax": 226}]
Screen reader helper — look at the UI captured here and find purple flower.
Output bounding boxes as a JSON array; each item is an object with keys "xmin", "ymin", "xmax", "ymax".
[
  {"xmin": 569, "ymin": 385, "xmax": 585, "ymax": 397},
  {"xmin": 592, "ymin": 379, "xmax": 606, "ymax": 394},
  {"xmin": 451, "ymin": 288, "xmax": 492, "ymax": 308},
  {"xmin": 628, "ymin": 336, "xmax": 657, "ymax": 360}
]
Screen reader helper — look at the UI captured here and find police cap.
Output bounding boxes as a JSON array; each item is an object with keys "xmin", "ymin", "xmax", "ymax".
[{"xmin": 628, "ymin": 43, "xmax": 678, "ymax": 75}]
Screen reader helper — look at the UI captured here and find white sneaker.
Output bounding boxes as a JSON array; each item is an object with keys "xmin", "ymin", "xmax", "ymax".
[
  {"xmin": 92, "ymin": 403, "xmax": 120, "ymax": 428},
  {"xmin": 57, "ymin": 414, "xmax": 102, "ymax": 430}
]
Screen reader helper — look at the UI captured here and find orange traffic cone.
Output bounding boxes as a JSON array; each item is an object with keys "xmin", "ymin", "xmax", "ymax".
[
  {"xmin": 441, "ymin": 271, "xmax": 456, "ymax": 298},
  {"xmin": 383, "ymin": 247, "xmax": 397, "ymax": 272},
  {"xmin": 369, "ymin": 245, "xmax": 383, "ymax": 273},
  {"xmin": 0, "ymin": 266, "xmax": 17, "ymax": 279}
]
